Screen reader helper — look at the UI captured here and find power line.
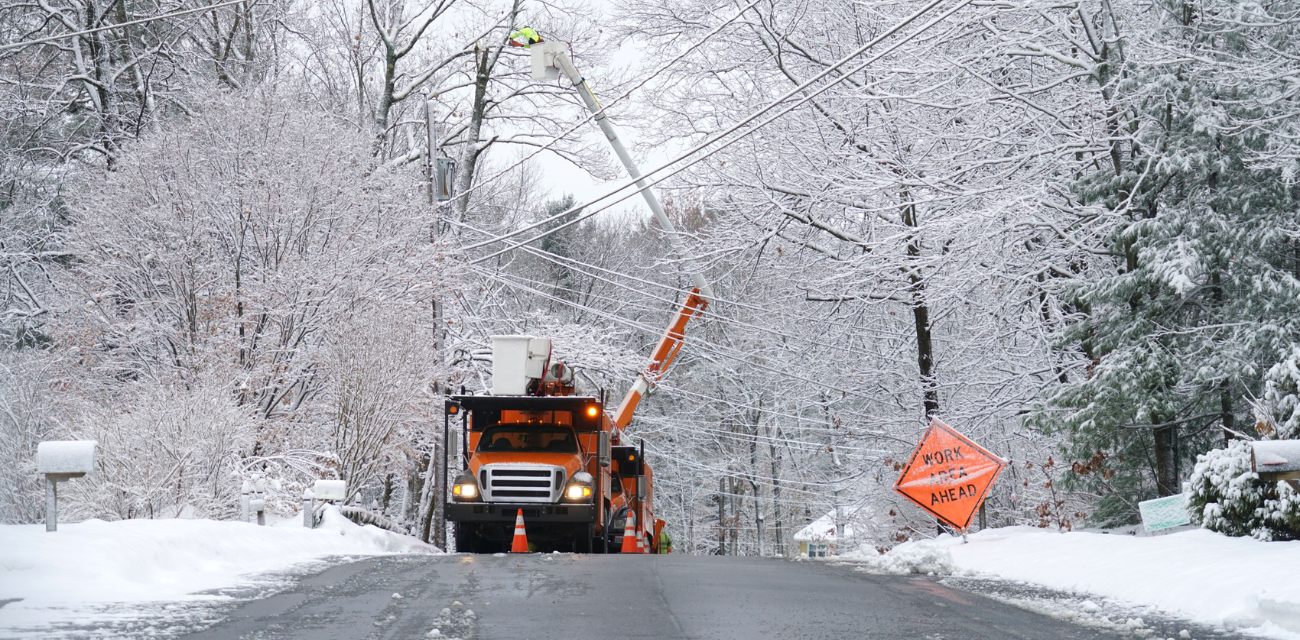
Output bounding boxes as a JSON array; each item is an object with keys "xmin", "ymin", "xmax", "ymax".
[
  {"xmin": 462, "ymin": 262, "xmax": 918, "ymax": 441},
  {"xmin": 467, "ymin": 263, "xmax": 878, "ymax": 401},
  {"xmin": 445, "ymin": 216, "xmax": 913, "ymax": 339},
  {"xmin": 460, "ymin": 0, "xmax": 970, "ymax": 262},
  {"xmin": 462, "ymin": 229, "xmax": 915, "ymax": 358},
  {"xmin": 0, "ymin": 0, "xmax": 250, "ymax": 53},
  {"xmin": 635, "ymin": 414, "xmax": 893, "ymax": 455}
]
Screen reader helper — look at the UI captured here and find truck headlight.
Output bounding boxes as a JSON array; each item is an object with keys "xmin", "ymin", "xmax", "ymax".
[
  {"xmin": 562, "ymin": 471, "xmax": 594, "ymax": 503},
  {"xmin": 452, "ymin": 472, "xmax": 479, "ymax": 501}
]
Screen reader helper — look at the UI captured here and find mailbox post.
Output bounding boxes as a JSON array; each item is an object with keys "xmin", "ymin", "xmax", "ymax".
[
  {"xmin": 37, "ymin": 441, "xmax": 97, "ymax": 532},
  {"xmin": 302, "ymin": 487, "xmax": 316, "ymax": 528}
]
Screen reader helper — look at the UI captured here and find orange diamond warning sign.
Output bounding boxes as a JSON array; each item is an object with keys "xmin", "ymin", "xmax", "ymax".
[{"xmin": 893, "ymin": 418, "xmax": 1005, "ymax": 530}]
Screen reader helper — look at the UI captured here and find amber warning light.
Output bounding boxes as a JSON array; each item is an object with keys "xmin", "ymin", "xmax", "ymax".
[{"xmin": 586, "ymin": 406, "xmax": 599, "ymax": 417}]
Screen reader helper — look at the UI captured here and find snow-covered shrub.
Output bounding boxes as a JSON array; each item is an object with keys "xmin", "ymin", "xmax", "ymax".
[
  {"xmin": 1186, "ymin": 440, "xmax": 1300, "ymax": 541},
  {"xmin": 64, "ymin": 376, "xmax": 256, "ymax": 521}
]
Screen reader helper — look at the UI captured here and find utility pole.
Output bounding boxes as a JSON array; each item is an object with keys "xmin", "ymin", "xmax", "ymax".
[
  {"xmin": 423, "ymin": 96, "xmax": 446, "ymax": 549},
  {"xmin": 424, "ymin": 98, "xmax": 438, "ymax": 216}
]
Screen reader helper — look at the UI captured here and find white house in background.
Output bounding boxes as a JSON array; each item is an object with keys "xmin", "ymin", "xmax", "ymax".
[{"xmin": 794, "ymin": 506, "xmax": 869, "ymax": 557}]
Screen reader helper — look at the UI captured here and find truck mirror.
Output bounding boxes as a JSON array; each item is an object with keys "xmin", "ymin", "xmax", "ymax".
[
  {"xmin": 598, "ymin": 431, "xmax": 610, "ymax": 468},
  {"xmin": 637, "ymin": 475, "xmax": 647, "ymax": 500}
]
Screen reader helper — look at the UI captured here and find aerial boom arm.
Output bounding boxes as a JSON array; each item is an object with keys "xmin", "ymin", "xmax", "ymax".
[
  {"xmin": 547, "ymin": 48, "xmax": 715, "ymax": 301},
  {"xmin": 612, "ymin": 289, "xmax": 707, "ymax": 429},
  {"xmin": 533, "ymin": 43, "xmax": 713, "ymax": 432}
]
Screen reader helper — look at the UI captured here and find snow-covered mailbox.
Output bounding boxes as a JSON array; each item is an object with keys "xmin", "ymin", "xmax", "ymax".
[
  {"xmin": 303, "ymin": 480, "xmax": 346, "ymax": 529},
  {"xmin": 314, "ymin": 479, "xmax": 346, "ymax": 501},
  {"xmin": 37, "ymin": 440, "xmax": 97, "ymax": 532},
  {"xmin": 1252, "ymin": 441, "xmax": 1300, "ymax": 491}
]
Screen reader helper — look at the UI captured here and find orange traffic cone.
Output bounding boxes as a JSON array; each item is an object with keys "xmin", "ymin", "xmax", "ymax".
[
  {"xmin": 510, "ymin": 509, "xmax": 529, "ymax": 553},
  {"xmin": 620, "ymin": 509, "xmax": 639, "ymax": 553}
]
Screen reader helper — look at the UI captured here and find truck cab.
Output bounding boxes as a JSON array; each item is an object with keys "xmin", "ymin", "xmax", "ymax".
[{"xmin": 445, "ymin": 336, "xmax": 653, "ymax": 553}]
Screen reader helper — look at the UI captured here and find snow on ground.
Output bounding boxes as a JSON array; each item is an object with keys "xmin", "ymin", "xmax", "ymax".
[
  {"xmin": 0, "ymin": 507, "xmax": 437, "ymax": 637},
  {"xmin": 840, "ymin": 526, "xmax": 1300, "ymax": 639}
]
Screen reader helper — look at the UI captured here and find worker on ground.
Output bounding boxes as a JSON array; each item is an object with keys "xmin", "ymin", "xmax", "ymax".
[
  {"xmin": 657, "ymin": 527, "xmax": 673, "ymax": 554},
  {"xmin": 509, "ymin": 27, "xmax": 543, "ymax": 49}
]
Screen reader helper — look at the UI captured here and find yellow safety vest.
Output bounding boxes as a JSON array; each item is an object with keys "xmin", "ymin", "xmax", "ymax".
[{"xmin": 511, "ymin": 27, "xmax": 541, "ymax": 48}]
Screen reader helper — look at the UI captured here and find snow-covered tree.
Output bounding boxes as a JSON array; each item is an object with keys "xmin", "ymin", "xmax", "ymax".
[
  {"xmin": 1039, "ymin": 0, "xmax": 1300, "ymax": 523},
  {"xmin": 51, "ymin": 87, "xmax": 454, "ymax": 522},
  {"xmin": 1257, "ymin": 347, "xmax": 1300, "ymax": 440}
]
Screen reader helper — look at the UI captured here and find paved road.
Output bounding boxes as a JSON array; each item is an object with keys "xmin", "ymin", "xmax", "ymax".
[{"xmin": 178, "ymin": 554, "xmax": 1127, "ymax": 640}]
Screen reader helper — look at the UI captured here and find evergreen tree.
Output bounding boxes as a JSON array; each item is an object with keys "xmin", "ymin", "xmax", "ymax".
[
  {"xmin": 1039, "ymin": 0, "xmax": 1300, "ymax": 524},
  {"xmin": 536, "ymin": 194, "xmax": 584, "ymax": 304}
]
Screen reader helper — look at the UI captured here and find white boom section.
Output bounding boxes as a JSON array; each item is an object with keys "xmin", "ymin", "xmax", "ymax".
[{"xmin": 535, "ymin": 42, "xmax": 715, "ymax": 302}]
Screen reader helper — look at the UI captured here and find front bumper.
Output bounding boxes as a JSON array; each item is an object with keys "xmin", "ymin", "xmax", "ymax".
[{"xmin": 447, "ymin": 502, "xmax": 597, "ymax": 523}]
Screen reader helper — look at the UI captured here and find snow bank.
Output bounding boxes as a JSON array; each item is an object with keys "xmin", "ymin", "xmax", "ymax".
[
  {"xmin": 842, "ymin": 540, "xmax": 954, "ymax": 575},
  {"xmin": 0, "ymin": 507, "xmax": 437, "ymax": 632},
  {"xmin": 846, "ymin": 526, "xmax": 1300, "ymax": 636}
]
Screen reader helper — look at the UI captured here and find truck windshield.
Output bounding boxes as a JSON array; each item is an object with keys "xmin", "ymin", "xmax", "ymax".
[{"xmin": 477, "ymin": 425, "xmax": 578, "ymax": 453}]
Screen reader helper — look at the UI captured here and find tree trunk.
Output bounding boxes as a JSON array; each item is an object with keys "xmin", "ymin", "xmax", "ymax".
[
  {"xmin": 1153, "ymin": 424, "xmax": 1179, "ymax": 496},
  {"xmin": 769, "ymin": 427, "xmax": 785, "ymax": 556},
  {"xmin": 901, "ymin": 198, "xmax": 938, "ymax": 417},
  {"xmin": 716, "ymin": 476, "xmax": 726, "ymax": 555},
  {"xmin": 1221, "ymin": 386, "xmax": 1235, "ymax": 446},
  {"xmin": 419, "ymin": 447, "xmax": 437, "ymax": 543},
  {"xmin": 453, "ymin": 44, "xmax": 493, "ymax": 221},
  {"xmin": 749, "ymin": 411, "xmax": 764, "ymax": 556}
]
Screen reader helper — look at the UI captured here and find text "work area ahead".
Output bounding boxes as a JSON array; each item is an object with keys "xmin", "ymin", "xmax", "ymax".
[{"xmin": 893, "ymin": 418, "xmax": 1005, "ymax": 530}]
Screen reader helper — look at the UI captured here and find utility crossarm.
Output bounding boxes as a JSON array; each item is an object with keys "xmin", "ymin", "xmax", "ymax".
[
  {"xmin": 611, "ymin": 288, "xmax": 707, "ymax": 429},
  {"xmin": 532, "ymin": 42, "xmax": 715, "ymax": 302}
]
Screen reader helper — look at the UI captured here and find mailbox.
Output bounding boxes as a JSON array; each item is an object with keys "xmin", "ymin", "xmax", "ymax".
[
  {"xmin": 37, "ymin": 440, "xmax": 96, "ymax": 477},
  {"xmin": 1252, "ymin": 441, "xmax": 1300, "ymax": 490},
  {"xmin": 313, "ymin": 479, "xmax": 347, "ymax": 501},
  {"xmin": 37, "ymin": 440, "xmax": 97, "ymax": 532}
]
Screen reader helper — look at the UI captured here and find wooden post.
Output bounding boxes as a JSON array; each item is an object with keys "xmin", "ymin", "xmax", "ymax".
[
  {"xmin": 978, "ymin": 501, "xmax": 987, "ymax": 530},
  {"xmin": 303, "ymin": 488, "xmax": 315, "ymax": 528}
]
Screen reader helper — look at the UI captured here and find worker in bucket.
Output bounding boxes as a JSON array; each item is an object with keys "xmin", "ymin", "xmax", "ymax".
[{"xmin": 509, "ymin": 27, "xmax": 543, "ymax": 48}]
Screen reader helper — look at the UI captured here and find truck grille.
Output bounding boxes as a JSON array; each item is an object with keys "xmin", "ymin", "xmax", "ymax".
[{"xmin": 481, "ymin": 464, "xmax": 565, "ymax": 503}]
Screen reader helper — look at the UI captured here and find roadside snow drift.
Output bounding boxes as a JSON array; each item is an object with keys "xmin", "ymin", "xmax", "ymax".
[
  {"xmin": 844, "ymin": 526, "xmax": 1300, "ymax": 636},
  {"xmin": 0, "ymin": 507, "xmax": 436, "ymax": 634}
]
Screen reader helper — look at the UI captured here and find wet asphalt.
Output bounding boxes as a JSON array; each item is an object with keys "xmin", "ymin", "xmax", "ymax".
[{"xmin": 174, "ymin": 553, "xmax": 1136, "ymax": 640}]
